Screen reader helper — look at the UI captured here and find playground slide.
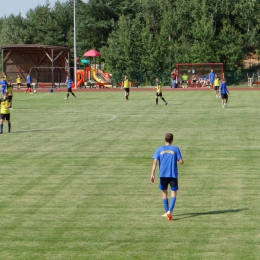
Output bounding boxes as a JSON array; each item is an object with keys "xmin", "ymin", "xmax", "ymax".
[
  {"xmin": 91, "ymin": 68, "xmax": 112, "ymax": 87},
  {"xmin": 72, "ymin": 70, "xmax": 84, "ymax": 88},
  {"xmin": 74, "ymin": 78, "xmax": 84, "ymax": 88}
]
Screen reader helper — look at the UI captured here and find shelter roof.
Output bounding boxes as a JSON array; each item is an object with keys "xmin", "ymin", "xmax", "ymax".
[{"xmin": 1, "ymin": 44, "xmax": 70, "ymax": 51}]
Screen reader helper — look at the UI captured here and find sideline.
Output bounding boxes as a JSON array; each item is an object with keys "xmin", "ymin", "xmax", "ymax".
[{"xmin": 12, "ymin": 86, "xmax": 260, "ymax": 93}]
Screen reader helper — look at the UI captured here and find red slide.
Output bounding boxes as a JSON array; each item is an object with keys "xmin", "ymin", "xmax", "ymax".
[{"xmin": 72, "ymin": 70, "xmax": 84, "ymax": 88}]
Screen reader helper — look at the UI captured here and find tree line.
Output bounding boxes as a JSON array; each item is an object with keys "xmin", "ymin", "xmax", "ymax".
[{"xmin": 0, "ymin": 0, "xmax": 259, "ymax": 76}]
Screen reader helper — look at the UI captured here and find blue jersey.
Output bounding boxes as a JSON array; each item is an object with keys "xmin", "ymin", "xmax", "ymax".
[
  {"xmin": 152, "ymin": 145, "xmax": 182, "ymax": 178},
  {"xmin": 65, "ymin": 78, "xmax": 73, "ymax": 88},
  {"xmin": 201, "ymin": 75, "xmax": 206, "ymax": 80},
  {"xmin": 209, "ymin": 72, "xmax": 215, "ymax": 83},
  {"xmin": 220, "ymin": 82, "xmax": 228, "ymax": 94},
  {"xmin": 0, "ymin": 80, "xmax": 7, "ymax": 94},
  {"xmin": 26, "ymin": 75, "xmax": 31, "ymax": 84}
]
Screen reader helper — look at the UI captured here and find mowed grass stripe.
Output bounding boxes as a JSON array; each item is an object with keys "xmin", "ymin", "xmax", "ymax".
[{"xmin": 0, "ymin": 90, "xmax": 259, "ymax": 259}]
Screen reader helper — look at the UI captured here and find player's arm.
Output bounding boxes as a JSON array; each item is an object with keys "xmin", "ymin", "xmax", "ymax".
[
  {"xmin": 226, "ymin": 87, "xmax": 229, "ymax": 94},
  {"xmin": 6, "ymin": 102, "xmax": 11, "ymax": 108},
  {"xmin": 178, "ymin": 158, "xmax": 184, "ymax": 164},
  {"xmin": 177, "ymin": 149, "xmax": 184, "ymax": 164},
  {"xmin": 151, "ymin": 159, "xmax": 158, "ymax": 183}
]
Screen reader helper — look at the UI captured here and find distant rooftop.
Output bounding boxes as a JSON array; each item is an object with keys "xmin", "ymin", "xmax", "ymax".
[{"xmin": 1, "ymin": 44, "xmax": 70, "ymax": 51}]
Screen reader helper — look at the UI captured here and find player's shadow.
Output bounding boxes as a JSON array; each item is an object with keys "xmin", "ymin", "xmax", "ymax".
[{"xmin": 174, "ymin": 208, "xmax": 248, "ymax": 221}]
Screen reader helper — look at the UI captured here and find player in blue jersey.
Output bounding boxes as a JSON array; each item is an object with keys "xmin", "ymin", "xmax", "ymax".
[
  {"xmin": 209, "ymin": 69, "xmax": 215, "ymax": 90},
  {"xmin": 25, "ymin": 73, "xmax": 32, "ymax": 93},
  {"xmin": 151, "ymin": 133, "xmax": 184, "ymax": 220},
  {"xmin": 219, "ymin": 78, "xmax": 229, "ymax": 108},
  {"xmin": 0, "ymin": 76, "xmax": 7, "ymax": 94},
  {"xmin": 65, "ymin": 76, "xmax": 76, "ymax": 100}
]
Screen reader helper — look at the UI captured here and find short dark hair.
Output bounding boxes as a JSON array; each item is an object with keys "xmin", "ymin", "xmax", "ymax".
[{"xmin": 165, "ymin": 133, "xmax": 173, "ymax": 143}]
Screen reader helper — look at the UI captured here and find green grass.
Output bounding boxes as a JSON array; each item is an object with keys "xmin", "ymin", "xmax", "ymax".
[{"xmin": 0, "ymin": 89, "xmax": 259, "ymax": 259}]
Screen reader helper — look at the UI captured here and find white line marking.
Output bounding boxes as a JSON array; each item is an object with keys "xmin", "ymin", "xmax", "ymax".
[{"xmin": 12, "ymin": 114, "xmax": 117, "ymax": 133}]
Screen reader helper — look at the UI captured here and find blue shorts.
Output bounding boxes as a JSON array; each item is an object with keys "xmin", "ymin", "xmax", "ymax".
[{"xmin": 159, "ymin": 177, "xmax": 178, "ymax": 191}]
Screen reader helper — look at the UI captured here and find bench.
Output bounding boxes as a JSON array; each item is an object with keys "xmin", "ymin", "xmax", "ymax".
[
  {"xmin": 83, "ymin": 81, "xmax": 112, "ymax": 89},
  {"xmin": 93, "ymin": 82, "xmax": 113, "ymax": 89},
  {"xmin": 180, "ymin": 80, "xmax": 209, "ymax": 88},
  {"xmin": 12, "ymin": 83, "xmax": 23, "ymax": 88},
  {"xmin": 252, "ymin": 81, "xmax": 260, "ymax": 86},
  {"xmin": 36, "ymin": 83, "xmax": 55, "ymax": 88},
  {"xmin": 13, "ymin": 83, "xmax": 38, "ymax": 88}
]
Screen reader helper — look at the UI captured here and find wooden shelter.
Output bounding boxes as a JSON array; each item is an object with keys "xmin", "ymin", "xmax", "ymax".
[{"xmin": 1, "ymin": 44, "xmax": 70, "ymax": 86}]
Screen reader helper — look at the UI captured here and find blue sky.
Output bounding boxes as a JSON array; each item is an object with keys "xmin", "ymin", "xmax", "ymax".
[{"xmin": 0, "ymin": 0, "xmax": 67, "ymax": 18}]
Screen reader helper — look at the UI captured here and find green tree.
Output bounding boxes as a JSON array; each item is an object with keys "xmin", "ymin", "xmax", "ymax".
[
  {"xmin": 52, "ymin": 0, "xmax": 74, "ymax": 46},
  {"xmin": 101, "ymin": 15, "xmax": 140, "ymax": 74},
  {"xmin": 24, "ymin": 2, "xmax": 65, "ymax": 45},
  {"xmin": 0, "ymin": 14, "xmax": 26, "ymax": 45}
]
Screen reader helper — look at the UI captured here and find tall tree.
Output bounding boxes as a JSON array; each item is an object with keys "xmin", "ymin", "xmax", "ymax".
[
  {"xmin": 24, "ymin": 2, "xmax": 65, "ymax": 45},
  {"xmin": 0, "ymin": 14, "xmax": 26, "ymax": 45}
]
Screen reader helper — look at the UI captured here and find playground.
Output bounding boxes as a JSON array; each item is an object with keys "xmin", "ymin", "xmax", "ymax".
[{"xmin": 73, "ymin": 49, "xmax": 113, "ymax": 89}]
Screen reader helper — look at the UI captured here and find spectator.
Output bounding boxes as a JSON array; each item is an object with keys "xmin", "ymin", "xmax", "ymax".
[{"xmin": 171, "ymin": 69, "xmax": 178, "ymax": 88}]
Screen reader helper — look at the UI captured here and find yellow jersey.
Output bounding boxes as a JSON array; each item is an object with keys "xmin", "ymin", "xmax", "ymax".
[
  {"xmin": 16, "ymin": 76, "xmax": 22, "ymax": 84},
  {"xmin": 214, "ymin": 78, "xmax": 220, "ymax": 87},
  {"xmin": 0, "ymin": 98, "xmax": 11, "ymax": 114},
  {"xmin": 7, "ymin": 84, "xmax": 13, "ymax": 95},
  {"xmin": 156, "ymin": 83, "xmax": 162, "ymax": 93},
  {"xmin": 123, "ymin": 78, "xmax": 130, "ymax": 88}
]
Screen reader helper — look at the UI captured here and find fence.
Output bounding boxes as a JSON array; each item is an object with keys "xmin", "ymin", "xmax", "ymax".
[
  {"xmin": 7, "ymin": 69, "xmax": 257, "ymax": 87},
  {"xmin": 110, "ymin": 71, "xmax": 260, "ymax": 87}
]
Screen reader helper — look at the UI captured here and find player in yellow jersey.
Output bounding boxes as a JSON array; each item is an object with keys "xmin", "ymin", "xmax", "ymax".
[
  {"xmin": 0, "ymin": 91, "xmax": 11, "ymax": 134},
  {"xmin": 214, "ymin": 74, "xmax": 220, "ymax": 98},
  {"xmin": 6, "ymin": 80, "xmax": 13, "ymax": 109},
  {"xmin": 154, "ymin": 77, "xmax": 167, "ymax": 105},
  {"xmin": 16, "ymin": 74, "xmax": 22, "ymax": 89},
  {"xmin": 2, "ymin": 72, "xmax": 7, "ymax": 81},
  {"xmin": 121, "ymin": 75, "xmax": 131, "ymax": 100}
]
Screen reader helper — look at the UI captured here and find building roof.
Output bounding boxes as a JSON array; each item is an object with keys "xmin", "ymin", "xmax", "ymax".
[{"xmin": 1, "ymin": 44, "xmax": 70, "ymax": 51}]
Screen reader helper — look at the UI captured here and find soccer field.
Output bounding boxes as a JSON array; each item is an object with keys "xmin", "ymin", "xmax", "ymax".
[{"xmin": 0, "ymin": 89, "xmax": 259, "ymax": 260}]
